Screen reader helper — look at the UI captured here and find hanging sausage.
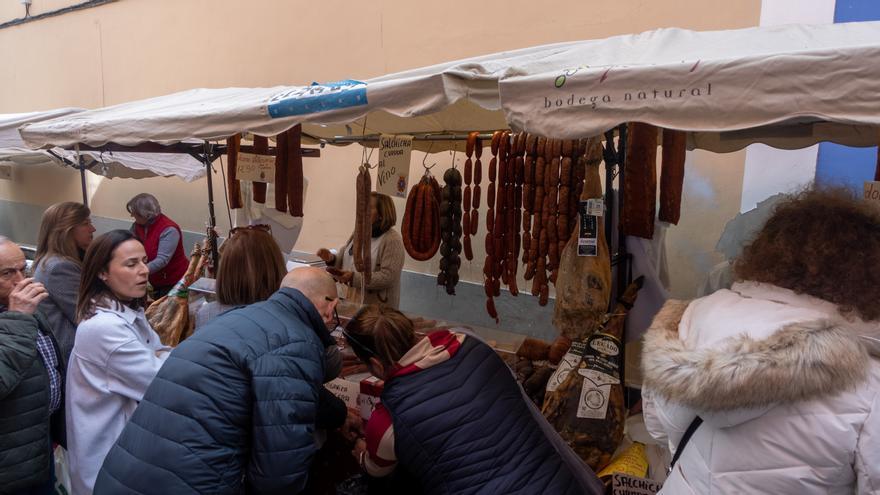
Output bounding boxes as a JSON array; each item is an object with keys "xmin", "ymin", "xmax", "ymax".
[
  {"xmin": 658, "ymin": 129, "xmax": 687, "ymax": 225},
  {"xmin": 287, "ymin": 124, "xmax": 305, "ymax": 217},
  {"xmin": 438, "ymin": 168, "xmax": 463, "ymax": 294},
  {"xmin": 274, "ymin": 130, "xmax": 289, "ymax": 212},
  {"xmin": 251, "ymin": 135, "xmax": 269, "ymax": 204},
  {"xmin": 402, "ymin": 175, "xmax": 442, "ymax": 261},
  {"xmin": 226, "ymin": 134, "xmax": 243, "ymax": 210},
  {"xmin": 621, "ymin": 123, "xmax": 658, "ymax": 238}
]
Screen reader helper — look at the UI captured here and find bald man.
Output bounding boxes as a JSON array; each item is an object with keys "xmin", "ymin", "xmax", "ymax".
[{"xmin": 95, "ymin": 268, "xmax": 341, "ymax": 494}]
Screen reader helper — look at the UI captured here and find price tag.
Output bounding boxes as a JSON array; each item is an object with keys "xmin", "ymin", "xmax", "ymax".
[{"xmin": 236, "ymin": 152, "xmax": 275, "ymax": 183}]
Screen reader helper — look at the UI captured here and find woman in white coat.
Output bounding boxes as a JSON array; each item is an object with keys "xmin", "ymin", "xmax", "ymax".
[
  {"xmin": 66, "ymin": 230, "xmax": 170, "ymax": 495},
  {"xmin": 642, "ymin": 187, "xmax": 879, "ymax": 494}
]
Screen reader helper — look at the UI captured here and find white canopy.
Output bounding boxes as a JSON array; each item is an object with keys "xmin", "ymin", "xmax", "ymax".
[
  {"xmin": 2, "ymin": 110, "xmax": 205, "ymax": 181},
  {"xmin": 19, "ymin": 22, "xmax": 880, "ymax": 153}
]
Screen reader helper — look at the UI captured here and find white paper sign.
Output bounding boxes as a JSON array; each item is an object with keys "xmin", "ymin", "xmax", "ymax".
[
  {"xmin": 326, "ymin": 378, "xmax": 359, "ymax": 410},
  {"xmin": 236, "ymin": 152, "xmax": 275, "ymax": 183},
  {"xmin": 377, "ymin": 134, "xmax": 413, "ymax": 197}
]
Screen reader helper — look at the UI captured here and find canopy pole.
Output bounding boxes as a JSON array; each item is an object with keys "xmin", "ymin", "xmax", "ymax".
[
  {"xmin": 202, "ymin": 141, "xmax": 219, "ymax": 271},
  {"xmin": 74, "ymin": 144, "xmax": 88, "ymax": 207}
]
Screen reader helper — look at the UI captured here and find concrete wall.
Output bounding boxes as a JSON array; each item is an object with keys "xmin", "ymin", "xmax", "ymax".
[{"xmin": 0, "ymin": 0, "xmax": 765, "ymax": 332}]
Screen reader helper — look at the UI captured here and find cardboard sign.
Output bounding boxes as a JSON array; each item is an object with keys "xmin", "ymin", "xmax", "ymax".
[
  {"xmin": 326, "ymin": 378, "xmax": 359, "ymax": 411},
  {"xmin": 864, "ymin": 181, "xmax": 880, "ymax": 207},
  {"xmin": 611, "ymin": 474, "xmax": 662, "ymax": 495},
  {"xmin": 236, "ymin": 152, "xmax": 275, "ymax": 183},
  {"xmin": 377, "ymin": 134, "xmax": 413, "ymax": 197}
]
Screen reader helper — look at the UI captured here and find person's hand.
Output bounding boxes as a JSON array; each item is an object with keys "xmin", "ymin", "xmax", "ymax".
[
  {"xmin": 7, "ymin": 278, "xmax": 48, "ymax": 315},
  {"xmin": 316, "ymin": 248, "xmax": 334, "ymax": 264},
  {"xmin": 327, "ymin": 267, "xmax": 354, "ymax": 285},
  {"xmin": 340, "ymin": 409, "xmax": 364, "ymax": 442},
  {"xmin": 351, "ymin": 437, "xmax": 367, "ymax": 464}
]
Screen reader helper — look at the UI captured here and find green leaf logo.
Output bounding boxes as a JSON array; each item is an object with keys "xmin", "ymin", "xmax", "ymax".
[{"xmin": 554, "ymin": 75, "xmax": 566, "ymax": 88}]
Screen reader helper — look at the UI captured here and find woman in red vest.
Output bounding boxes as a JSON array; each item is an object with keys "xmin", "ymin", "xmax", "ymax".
[{"xmin": 126, "ymin": 193, "xmax": 189, "ymax": 298}]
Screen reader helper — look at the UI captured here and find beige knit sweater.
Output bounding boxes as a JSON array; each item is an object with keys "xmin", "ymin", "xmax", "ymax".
[{"xmin": 334, "ymin": 228, "xmax": 405, "ymax": 309}]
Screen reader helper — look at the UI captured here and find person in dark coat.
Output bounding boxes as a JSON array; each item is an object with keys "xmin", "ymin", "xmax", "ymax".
[
  {"xmin": 94, "ymin": 267, "xmax": 341, "ymax": 494},
  {"xmin": 0, "ymin": 237, "xmax": 66, "ymax": 495},
  {"xmin": 346, "ymin": 305, "xmax": 603, "ymax": 495}
]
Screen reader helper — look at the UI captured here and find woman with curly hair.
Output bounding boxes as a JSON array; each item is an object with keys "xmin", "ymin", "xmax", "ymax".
[{"xmin": 641, "ymin": 186, "xmax": 880, "ymax": 494}]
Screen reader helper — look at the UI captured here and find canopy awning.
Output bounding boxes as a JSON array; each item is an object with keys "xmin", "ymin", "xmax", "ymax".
[
  {"xmin": 19, "ymin": 21, "xmax": 880, "ymax": 153},
  {"xmin": 2, "ymin": 110, "xmax": 205, "ymax": 181}
]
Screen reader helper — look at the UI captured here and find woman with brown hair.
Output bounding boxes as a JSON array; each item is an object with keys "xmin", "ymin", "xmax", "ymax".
[
  {"xmin": 193, "ymin": 225, "xmax": 286, "ymax": 329},
  {"xmin": 642, "ymin": 186, "xmax": 880, "ymax": 494},
  {"xmin": 32, "ymin": 202, "xmax": 96, "ymax": 360},
  {"xmin": 66, "ymin": 230, "xmax": 170, "ymax": 495},
  {"xmin": 317, "ymin": 192, "xmax": 405, "ymax": 308},
  {"xmin": 344, "ymin": 305, "xmax": 602, "ymax": 495}
]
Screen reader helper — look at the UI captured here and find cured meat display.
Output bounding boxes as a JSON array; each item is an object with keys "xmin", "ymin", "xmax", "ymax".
[
  {"xmin": 552, "ymin": 139, "xmax": 611, "ymax": 341},
  {"xmin": 438, "ymin": 167, "xmax": 463, "ymax": 294},
  {"xmin": 621, "ymin": 123, "xmax": 658, "ymax": 239},
  {"xmin": 402, "ymin": 174, "xmax": 442, "ymax": 261},
  {"xmin": 352, "ymin": 166, "xmax": 373, "ymax": 285},
  {"xmin": 225, "ymin": 134, "xmax": 243, "ymax": 209},
  {"xmin": 287, "ymin": 124, "xmax": 305, "ymax": 217},
  {"xmin": 147, "ymin": 241, "xmax": 210, "ymax": 346},
  {"xmin": 274, "ymin": 129, "xmax": 289, "ymax": 212},
  {"xmin": 659, "ymin": 129, "xmax": 687, "ymax": 225},
  {"xmin": 462, "ymin": 132, "xmax": 482, "ymax": 261},
  {"xmin": 251, "ymin": 135, "xmax": 269, "ymax": 204},
  {"xmin": 542, "ymin": 277, "xmax": 644, "ymax": 471}
]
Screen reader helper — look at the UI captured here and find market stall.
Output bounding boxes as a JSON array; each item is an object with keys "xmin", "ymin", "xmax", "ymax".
[
  {"xmin": 0, "ymin": 108, "xmax": 206, "ymax": 205},
  {"xmin": 16, "ymin": 20, "xmax": 880, "ymax": 493}
]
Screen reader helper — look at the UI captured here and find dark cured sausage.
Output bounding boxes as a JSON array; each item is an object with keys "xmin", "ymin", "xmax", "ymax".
[{"xmin": 251, "ymin": 135, "xmax": 269, "ymax": 204}]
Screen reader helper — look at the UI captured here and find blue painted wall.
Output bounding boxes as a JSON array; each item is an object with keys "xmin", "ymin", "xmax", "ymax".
[{"xmin": 814, "ymin": 0, "xmax": 880, "ymax": 191}]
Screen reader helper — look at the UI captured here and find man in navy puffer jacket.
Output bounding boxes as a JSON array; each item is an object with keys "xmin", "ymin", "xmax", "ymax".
[{"xmin": 94, "ymin": 267, "xmax": 340, "ymax": 494}]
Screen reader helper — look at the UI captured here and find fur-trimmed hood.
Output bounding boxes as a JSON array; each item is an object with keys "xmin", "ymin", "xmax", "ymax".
[{"xmin": 642, "ymin": 282, "xmax": 880, "ymax": 414}]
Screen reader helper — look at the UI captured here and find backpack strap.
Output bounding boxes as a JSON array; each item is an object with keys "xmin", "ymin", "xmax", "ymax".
[{"xmin": 668, "ymin": 416, "xmax": 703, "ymax": 473}]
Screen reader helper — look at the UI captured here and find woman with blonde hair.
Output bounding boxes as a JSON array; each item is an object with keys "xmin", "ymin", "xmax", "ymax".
[
  {"xmin": 33, "ymin": 201, "xmax": 96, "ymax": 360},
  {"xmin": 317, "ymin": 192, "xmax": 405, "ymax": 308},
  {"xmin": 345, "ymin": 305, "xmax": 602, "ymax": 494}
]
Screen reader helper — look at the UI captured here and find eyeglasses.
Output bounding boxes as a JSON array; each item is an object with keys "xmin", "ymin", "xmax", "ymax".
[
  {"xmin": 338, "ymin": 307, "xmax": 379, "ymax": 358},
  {"xmin": 229, "ymin": 224, "xmax": 272, "ymax": 237}
]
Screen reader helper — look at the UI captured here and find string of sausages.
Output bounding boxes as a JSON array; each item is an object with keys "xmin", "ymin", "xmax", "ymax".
[
  {"xmin": 353, "ymin": 166, "xmax": 372, "ymax": 285},
  {"xmin": 402, "ymin": 174, "xmax": 442, "ymax": 261}
]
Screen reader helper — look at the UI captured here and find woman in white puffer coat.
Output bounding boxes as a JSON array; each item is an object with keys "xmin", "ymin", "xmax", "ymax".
[{"xmin": 642, "ymin": 187, "xmax": 880, "ymax": 495}]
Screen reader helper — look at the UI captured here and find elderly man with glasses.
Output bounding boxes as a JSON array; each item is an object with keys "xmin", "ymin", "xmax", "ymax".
[{"xmin": 0, "ymin": 236, "xmax": 66, "ymax": 495}]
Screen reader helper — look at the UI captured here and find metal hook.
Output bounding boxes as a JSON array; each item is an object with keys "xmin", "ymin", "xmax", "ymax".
[
  {"xmin": 422, "ymin": 141, "xmax": 437, "ymax": 173},
  {"xmin": 450, "ymin": 148, "xmax": 458, "ymax": 170}
]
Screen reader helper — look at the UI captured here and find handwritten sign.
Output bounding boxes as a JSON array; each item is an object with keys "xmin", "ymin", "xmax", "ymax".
[
  {"xmin": 236, "ymin": 152, "xmax": 275, "ymax": 183},
  {"xmin": 377, "ymin": 134, "xmax": 413, "ymax": 198},
  {"xmin": 611, "ymin": 474, "xmax": 662, "ymax": 495},
  {"xmin": 864, "ymin": 181, "xmax": 880, "ymax": 208}
]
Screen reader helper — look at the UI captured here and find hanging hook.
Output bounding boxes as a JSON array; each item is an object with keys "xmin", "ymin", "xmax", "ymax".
[
  {"xmin": 450, "ymin": 148, "xmax": 458, "ymax": 170},
  {"xmin": 422, "ymin": 141, "xmax": 437, "ymax": 174}
]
